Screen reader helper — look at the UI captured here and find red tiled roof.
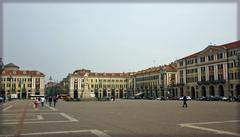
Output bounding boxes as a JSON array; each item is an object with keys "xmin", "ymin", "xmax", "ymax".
[
  {"xmin": 71, "ymin": 72, "xmax": 130, "ymax": 78},
  {"xmin": 219, "ymin": 40, "xmax": 240, "ymax": 49},
  {"xmin": 1, "ymin": 69, "xmax": 45, "ymax": 77},
  {"xmin": 134, "ymin": 66, "xmax": 161, "ymax": 75},
  {"xmin": 179, "ymin": 40, "xmax": 240, "ymax": 60},
  {"xmin": 162, "ymin": 64, "xmax": 177, "ymax": 72},
  {"xmin": 88, "ymin": 72, "xmax": 129, "ymax": 78}
]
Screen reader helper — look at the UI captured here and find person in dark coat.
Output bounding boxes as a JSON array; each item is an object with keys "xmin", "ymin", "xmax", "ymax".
[
  {"xmin": 182, "ymin": 96, "xmax": 188, "ymax": 108},
  {"xmin": 53, "ymin": 96, "xmax": 57, "ymax": 107},
  {"xmin": 48, "ymin": 96, "xmax": 52, "ymax": 106}
]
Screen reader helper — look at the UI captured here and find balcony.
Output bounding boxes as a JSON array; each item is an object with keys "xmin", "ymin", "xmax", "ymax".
[
  {"xmin": 197, "ymin": 80, "xmax": 226, "ymax": 85},
  {"xmin": 176, "ymin": 83, "xmax": 185, "ymax": 86}
]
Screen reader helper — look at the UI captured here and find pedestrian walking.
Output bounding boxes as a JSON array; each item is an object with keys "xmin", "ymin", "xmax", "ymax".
[
  {"xmin": 182, "ymin": 96, "xmax": 187, "ymax": 108},
  {"xmin": 48, "ymin": 96, "xmax": 52, "ymax": 106},
  {"xmin": 41, "ymin": 97, "xmax": 45, "ymax": 107},
  {"xmin": 45, "ymin": 96, "xmax": 48, "ymax": 103},
  {"xmin": 33, "ymin": 98, "xmax": 39, "ymax": 110},
  {"xmin": 53, "ymin": 96, "xmax": 57, "ymax": 107}
]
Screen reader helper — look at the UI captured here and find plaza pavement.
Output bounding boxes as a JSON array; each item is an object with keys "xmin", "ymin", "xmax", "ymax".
[{"xmin": 0, "ymin": 99, "xmax": 239, "ymax": 137}]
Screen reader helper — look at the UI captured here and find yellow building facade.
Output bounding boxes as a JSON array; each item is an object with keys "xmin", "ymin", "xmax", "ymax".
[
  {"xmin": 0, "ymin": 63, "xmax": 45, "ymax": 99},
  {"xmin": 65, "ymin": 69, "xmax": 130, "ymax": 99}
]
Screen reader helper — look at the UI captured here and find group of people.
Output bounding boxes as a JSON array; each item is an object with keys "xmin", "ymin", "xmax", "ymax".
[{"xmin": 33, "ymin": 96, "xmax": 58, "ymax": 110}]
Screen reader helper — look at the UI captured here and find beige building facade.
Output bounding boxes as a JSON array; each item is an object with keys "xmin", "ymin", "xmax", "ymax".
[
  {"xmin": 133, "ymin": 64, "xmax": 177, "ymax": 98},
  {"xmin": 176, "ymin": 41, "xmax": 240, "ymax": 98}
]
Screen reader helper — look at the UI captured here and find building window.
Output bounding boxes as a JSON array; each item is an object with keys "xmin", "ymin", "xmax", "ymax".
[
  {"xmin": 200, "ymin": 57, "xmax": 205, "ymax": 62},
  {"xmin": 179, "ymin": 61, "xmax": 183, "ymax": 66},
  {"xmin": 217, "ymin": 53, "xmax": 223, "ymax": 59},
  {"xmin": 228, "ymin": 63, "xmax": 234, "ymax": 68},
  {"xmin": 218, "ymin": 74, "xmax": 224, "ymax": 80},
  {"xmin": 209, "ymin": 75, "xmax": 214, "ymax": 81},
  {"xmin": 218, "ymin": 64, "xmax": 223, "ymax": 69},
  {"xmin": 228, "ymin": 51, "xmax": 233, "ymax": 57},
  {"xmin": 195, "ymin": 58, "xmax": 198, "ymax": 63},
  {"xmin": 208, "ymin": 55, "xmax": 214, "ymax": 61},
  {"xmin": 228, "ymin": 73, "xmax": 234, "ymax": 80},
  {"xmin": 201, "ymin": 76, "xmax": 206, "ymax": 81},
  {"xmin": 209, "ymin": 66, "xmax": 214, "ymax": 71}
]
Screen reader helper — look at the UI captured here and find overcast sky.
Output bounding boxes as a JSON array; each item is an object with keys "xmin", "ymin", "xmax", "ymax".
[{"xmin": 3, "ymin": 2, "xmax": 237, "ymax": 82}]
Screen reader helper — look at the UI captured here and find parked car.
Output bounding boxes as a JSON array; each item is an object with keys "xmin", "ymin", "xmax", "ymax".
[
  {"xmin": 196, "ymin": 96, "xmax": 207, "ymax": 101},
  {"xmin": 0, "ymin": 96, "xmax": 4, "ymax": 103},
  {"xmin": 127, "ymin": 96, "xmax": 135, "ymax": 99},
  {"xmin": 178, "ymin": 96, "xmax": 191, "ymax": 100},
  {"xmin": 156, "ymin": 97, "xmax": 166, "ymax": 100},
  {"xmin": 233, "ymin": 96, "xmax": 240, "ymax": 102},
  {"xmin": 206, "ymin": 96, "xmax": 221, "ymax": 101},
  {"xmin": 134, "ymin": 96, "xmax": 142, "ymax": 99},
  {"xmin": 220, "ymin": 96, "xmax": 230, "ymax": 101},
  {"xmin": 168, "ymin": 96, "xmax": 178, "ymax": 100},
  {"xmin": 146, "ymin": 97, "xmax": 155, "ymax": 100}
]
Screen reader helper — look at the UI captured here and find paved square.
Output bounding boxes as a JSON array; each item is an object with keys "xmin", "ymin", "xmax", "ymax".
[{"xmin": 0, "ymin": 99, "xmax": 239, "ymax": 137}]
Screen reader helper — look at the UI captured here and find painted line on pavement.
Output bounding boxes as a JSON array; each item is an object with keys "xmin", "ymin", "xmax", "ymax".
[
  {"xmin": 2, "ymin": 118, "xmax": 41, "ymax": 122},
  {"xmin": 91, "ymin": 129, "xmax": 112, "ymax": 137},
  {"xmin": 179, "ymin": 120, "xmax": 240, "ymax": 137},
  {"xmin": 44, "ymin": 104, "xmax": 57, "ymax": 111},
  {"xmin": 3, "ymin": 110, "xmax": 57, "ymax": 113},
  {"xmin": 2, "ymin": 105, "xmax": 13, "ymax": 111},
  {"xmin": 0, "ymin": 113, "xmax": 58, "ymax": 116},
  {"xmin": 59, "ymin": 113, "xmax": 78, "ymax": 122},
  {"xmin": 37, "ymin": 115, "xmax": 44, "ymax": 120},
  {"xmin": 0, "ymin": 129, "xmax": 111, "ymax": 137},
  {"xmin": 1, "ymin": 115, "xmax": 43, "ymax": 122},
  {"xmin": 181, "ymin": 120, "xmax": 240, "ymax": 125},
  {"xmin": 1, "ymin": 120, "xmax": 77, "ymax": 125}
]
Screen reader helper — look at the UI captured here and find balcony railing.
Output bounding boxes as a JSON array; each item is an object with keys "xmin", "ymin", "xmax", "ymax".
[
  {"xmin": 197, "ymin": 80, "xmax": 226, "ymax": 85},
  {"xmin": 176, "ymin": 83, "xmax": 185, "ymax": 86}
]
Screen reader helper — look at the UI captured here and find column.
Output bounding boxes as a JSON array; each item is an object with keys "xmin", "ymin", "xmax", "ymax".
[
  {"xmin": 205, "ymin": 65, "xmax": 209, "ymax": 81},
  {"xmin": 198, "ymin": 67, "xmax": 201, "ymax": 81},
  {"xmin": 214, "ymin": 64, "xmax": 218, "ymax": 80},
  {"xmin": 223, "ymin": 63, "xmax": 228, "ymax": 80}
]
